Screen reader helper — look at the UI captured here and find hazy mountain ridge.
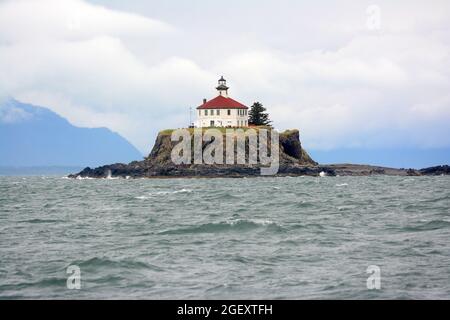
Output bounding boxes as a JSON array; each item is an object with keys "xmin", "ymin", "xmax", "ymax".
[{"xmin": 0, "ymin": 99, "xmax": 142, "ymax": 167}]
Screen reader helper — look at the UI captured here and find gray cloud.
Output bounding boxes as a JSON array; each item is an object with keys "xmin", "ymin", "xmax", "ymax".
[{"xmin": 1, "ymin": 0, "xmax": 449, "ymax": 152}]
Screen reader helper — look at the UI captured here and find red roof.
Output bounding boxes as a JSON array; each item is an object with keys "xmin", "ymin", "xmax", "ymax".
[{"xmin": 197, "ymin": 95, "xmax": 248, "ymax": 109}]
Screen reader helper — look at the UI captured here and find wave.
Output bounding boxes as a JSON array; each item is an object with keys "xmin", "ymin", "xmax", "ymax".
[
  {"xmin": 0, "ymin": 277, "xmax": 66, "ymax": 292},
  {"xmin": 75, "ymin": 257, "xmax": 163, "ymax": 271},
  {"xmin": 420, "ymin": 195, "xmax": 450, "ymax": 203},
  {"xmin": 336, "ymin": 183, "xmax": 348, "ymax": 187},
  {"xmin": 173, "ymin": 188, "xmax": 192, "ymax": 194},
  {"xmin": 134, "ymin": 196, "xmax": 150, "ymax": 200},
  {"xmin": 404, "ymin": 220, "xmax": 450, "ymax": 232},
  {"xmin": 135, "ymin": 188, "xmax": 193, "ymax": 199},
  {"xmin": 19, "ymin": 218, "xmax": 64, "ymax": 224},
  {"xmin": 287, "ymin": 222, "xmax": 325, "ymax": 231},
  {"xmin": 158, "ymin": 219, "xmax": 281, "ymax": 235}
]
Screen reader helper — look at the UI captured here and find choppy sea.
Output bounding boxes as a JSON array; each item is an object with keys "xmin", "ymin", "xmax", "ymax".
[{"xmin": 0, "ymin": 175, "xmax": 449, "ymax": 299}]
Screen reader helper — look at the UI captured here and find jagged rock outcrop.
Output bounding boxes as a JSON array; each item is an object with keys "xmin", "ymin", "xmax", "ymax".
[
  {"xmin": 70, "ymin": 128, "xmax": 322, "ymax": 178},
  {"xmin": 144, "ymin": 128, "xmax": 316, "ymax": 166}
]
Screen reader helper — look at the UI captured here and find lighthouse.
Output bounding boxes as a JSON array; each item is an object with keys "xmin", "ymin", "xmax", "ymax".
[{"xmin": 196, "ymin": 77, "xmax": 249, "ymax": 128}]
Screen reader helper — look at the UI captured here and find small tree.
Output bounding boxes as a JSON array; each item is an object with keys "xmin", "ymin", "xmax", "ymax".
[{"xmin": 248, "ymin": 102, "xmax": 271, "ymax": 126}]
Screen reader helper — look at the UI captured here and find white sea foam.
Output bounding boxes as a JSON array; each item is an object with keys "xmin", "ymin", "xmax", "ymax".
[
  {"xmin": 135, "ymin": 188, "xmax": 193, "ymax": 200},
  {"xmin": 253, "ymin": 219, "xmax": 276, "ymax": 226},
  {"xmin": 135, "ymin": 196, "xmax": 150, "ymax": 200},
  {"xmin": 154, "ymin": 189, "xmax": 192, "ymax": 195},
  {"xmin": 336, "ymin": 183, "xmax": 348, "ymax": 187},
  {"xmin": 173, "ymin": 188, "xmax": 192, "ymax": 194},
  {"xmin": 76, "ymin": 176, "xmax": 94, "ymax": 180},
  {"xmin": 104, "ymin": 170, "xmax": 119, "ymax": 180},
  {"xmin": 228, "ymin": 218, "xmax": 276, "ymax": 226}
]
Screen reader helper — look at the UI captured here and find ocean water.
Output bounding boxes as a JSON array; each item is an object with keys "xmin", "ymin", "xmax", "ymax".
[{"xmin": 0, "ymin": 175, "xmax": 449, "ymax": 299}]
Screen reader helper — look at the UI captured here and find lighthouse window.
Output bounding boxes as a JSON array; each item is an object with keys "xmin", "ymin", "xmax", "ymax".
[
  {"xmin": 205, "ymin": 110, "xmax": 208, "ymax": 116},
  {"xmin": 227, "ymin": 110, "xmax": 231, "ymax": 116},
  {"xmin": 217, "ymin": 110, "xmax": 220, "ymax": 116},
  {"xmin": 211, "ymin": 110, "xmax": 214, "ymax": 116}
]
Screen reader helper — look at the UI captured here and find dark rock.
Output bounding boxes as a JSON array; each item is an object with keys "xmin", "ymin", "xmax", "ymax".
[
  {"xmin": 419, "ymin": 165, "xmax": 450, "ymax": 175},
  {"xmin": 406, "ymin": 168, "xmax": 421, "ymax": 176}
]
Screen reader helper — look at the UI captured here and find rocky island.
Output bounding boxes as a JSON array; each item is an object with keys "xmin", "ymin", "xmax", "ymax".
[{"xmin": 69, "ymin": 128, "xmax": 449, "ymax": 178}]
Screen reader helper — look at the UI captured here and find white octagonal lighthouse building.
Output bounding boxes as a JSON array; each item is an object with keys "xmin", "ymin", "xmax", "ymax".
[{"xmin": 196, "ymin": 77, "xmax": 249, "ymax": 128}]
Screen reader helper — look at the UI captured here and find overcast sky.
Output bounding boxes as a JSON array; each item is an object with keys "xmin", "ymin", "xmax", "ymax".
[{"xmin": 1, "ymin": 0, "xmax": 449, "ymax": 153}]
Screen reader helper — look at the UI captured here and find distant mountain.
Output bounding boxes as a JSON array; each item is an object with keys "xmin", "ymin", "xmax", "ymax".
[
  {"xmin": 0, "ymin": 98, "xmax": 143, "ymax": 167},
  {"xmin": 308, "ymin": 148, "xmax": 450, "ymax": 169}
]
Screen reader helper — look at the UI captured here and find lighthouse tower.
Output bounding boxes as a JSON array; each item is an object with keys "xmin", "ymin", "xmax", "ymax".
[{"xmin": 216, "ymin": 76, "xmax": 229, "ymax": 97}]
